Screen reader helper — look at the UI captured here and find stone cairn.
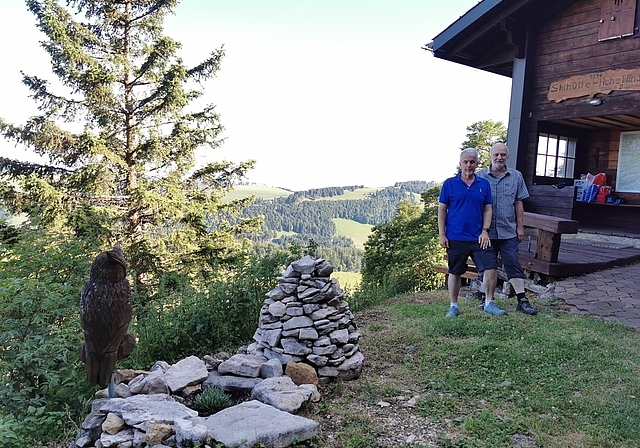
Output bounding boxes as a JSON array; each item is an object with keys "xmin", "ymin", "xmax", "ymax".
[
  {"xmin": 250, "ymin": 255, "xmax": 364, "ymax": 382},
  {"xmin": 71, "ymin": 256, "xmax": 364, "ymax": 448}
]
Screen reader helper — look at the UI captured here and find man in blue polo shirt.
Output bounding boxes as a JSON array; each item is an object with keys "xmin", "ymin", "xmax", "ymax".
[
  {"xmin": 438, "ymin": 148, "xmax": 504, "ymax": 318},
  {"xmin": 478, "ymin": 143, "xmax": 537, "ymax": 315}
]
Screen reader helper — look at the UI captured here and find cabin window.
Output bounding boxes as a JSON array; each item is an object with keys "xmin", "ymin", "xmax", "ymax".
[
  {"xmin": 536, "ymin": 133, "xmax": 576, "ymax": 179},
  {"xmin": 617, "ymin": 131, "xmax": 640, "ymax": 192}
]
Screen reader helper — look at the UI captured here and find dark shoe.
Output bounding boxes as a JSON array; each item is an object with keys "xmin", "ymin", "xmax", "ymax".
[
  {"xmin": 478, "ymin": 301, "xmax": 485, "ymax": 310},
  {"xmin": 517, "ymin": 300, "xmax": 538, "ymax": 315}
]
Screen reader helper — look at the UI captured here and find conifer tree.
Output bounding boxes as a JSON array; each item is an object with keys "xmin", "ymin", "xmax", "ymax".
[{"xmin": 0, "ymin": 0, "xmax": 260, "ymax": 300}]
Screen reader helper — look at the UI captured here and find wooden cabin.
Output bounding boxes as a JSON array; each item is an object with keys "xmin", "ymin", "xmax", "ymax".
[{"xmin": 428, "ymin": 0, "xmax": 640, "ymax": 236}]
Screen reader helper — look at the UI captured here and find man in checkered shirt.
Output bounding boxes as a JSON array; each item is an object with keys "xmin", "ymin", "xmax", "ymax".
[{"xmin": 478, "ymin": 143, "xmax": 538, "ymax": 315}]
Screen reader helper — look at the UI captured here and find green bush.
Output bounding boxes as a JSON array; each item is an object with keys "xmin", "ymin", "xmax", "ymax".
[
  {"xmin": 126, "ymin": 248, "xmax": 293, "ymax": 367},
  {"xmin": 0, "ymin": 230, "xmax": 98, "ymax": 446},
  {"xmin": 0, "ymin": 415, "xmax": 20, "ymax": 447},
  {"xmin": 359, "ymin": 187, "xmax": 445, "ymax": 305}
]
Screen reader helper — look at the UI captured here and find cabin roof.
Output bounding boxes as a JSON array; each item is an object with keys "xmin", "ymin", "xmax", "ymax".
[
  {"xmin": 428, "ymin": 0, "xmax": 575, "ymax": 77},
  {"xmin": 429, "ymin": 0, "xmax": 640, "ymax": 132}
]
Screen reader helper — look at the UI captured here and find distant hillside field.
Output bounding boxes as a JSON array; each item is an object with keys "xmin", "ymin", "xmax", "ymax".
[
  {"xmin": 331, "ymin": 271, "xmax": 361, "ymax": 292},
  {"xmin": 224, "ymin": 185, "xmax": 383, "ymax": 202},
  {"xmin": 223, "ymin": 185, "xmax": 292, "ymax": 201},
  {"xmin": 332, "ymin": 218, "xmax": 372, "ymax": 250}
]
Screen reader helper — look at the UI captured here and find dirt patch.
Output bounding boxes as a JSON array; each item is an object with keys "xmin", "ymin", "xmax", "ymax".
[{"xmin": 299, "ymin": 297, "xmax": 444, "ymax": 447}]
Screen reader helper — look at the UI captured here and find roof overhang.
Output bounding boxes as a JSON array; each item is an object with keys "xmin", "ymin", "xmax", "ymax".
[{"xmin": 427, "ymin": 0, "xmax": 575, "ymax": 78}]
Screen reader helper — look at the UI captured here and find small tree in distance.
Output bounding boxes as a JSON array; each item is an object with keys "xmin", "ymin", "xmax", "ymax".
[
  {"xmin": 358, "ymin": 187, "xmax": 444, "ymax": 306},
  {"xmin": 459, "ymin": 119, "xmax": 507, "ymax": 168}
]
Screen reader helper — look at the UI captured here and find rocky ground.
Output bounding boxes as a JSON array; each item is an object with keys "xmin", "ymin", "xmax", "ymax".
[
  {"xmin": 55, "ymin": 300, "xmax": 438, "ymax": 448},
  {"xmin": 299, "ymin": 299, "xmax": 442, "ymax": 447}
]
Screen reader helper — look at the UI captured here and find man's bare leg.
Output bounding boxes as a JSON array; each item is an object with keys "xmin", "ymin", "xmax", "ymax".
[
  {"xmin": 448, "ymin": 273, "xmax": 462, "ymax": 305},
  {"xmin": 482, "ymin": 268, "xmax": 505, "ymax": 315},
  {"xmin": 446, "ymin": 273, "xmax": 462, "ymax": 317},
  {"xmin": 510, "ymin": 277, "xmax": 525, "ymax": 295},
  {"xmin": 482, "ymin": 268, "xmax": 497, "ymax": 301}
]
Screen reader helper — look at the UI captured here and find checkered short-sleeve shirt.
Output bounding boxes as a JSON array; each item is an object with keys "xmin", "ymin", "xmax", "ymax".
[{"xmin": 478, "ymin": 166, "xmax": 529, "ymax": 239}]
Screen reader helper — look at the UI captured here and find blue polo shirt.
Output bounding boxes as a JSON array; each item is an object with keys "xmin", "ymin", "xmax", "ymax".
[{"xmin": 439, "ymin": 173, "xmax": 492, "ymax": 241}]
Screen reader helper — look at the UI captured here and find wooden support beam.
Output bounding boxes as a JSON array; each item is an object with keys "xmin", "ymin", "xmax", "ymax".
[
  {"xmin": 523, "ymin": 212, "xmax": 579, "ymax": 264},
  {"xmin": 523, "ymin": 212, "xmax": 579, "ymax": 234},
  {"xmin": 535, "ymin": 229, "xmax": 562, "ymax": 262}
]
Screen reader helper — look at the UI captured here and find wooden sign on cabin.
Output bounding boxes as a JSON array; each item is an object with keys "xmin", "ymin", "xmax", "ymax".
[{"xmin": 547, "ymin": 68, "xmax": 640, "ymax": 102}]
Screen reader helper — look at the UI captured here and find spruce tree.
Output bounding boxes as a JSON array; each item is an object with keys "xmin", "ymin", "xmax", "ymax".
[{"xmin": 0, "ymin": 0, "xmax": 260, "ymax": 301}]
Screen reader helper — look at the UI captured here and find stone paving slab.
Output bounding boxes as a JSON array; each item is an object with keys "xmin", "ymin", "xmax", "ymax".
[{"xmin": 554, "ymin": 261, "xmax": 640, "ymax": 331}]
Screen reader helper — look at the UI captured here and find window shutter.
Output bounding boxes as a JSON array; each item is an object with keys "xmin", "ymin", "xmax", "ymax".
[{"xmin": 598, "ymin": 0, "xmax": 637, "ymax": 41}]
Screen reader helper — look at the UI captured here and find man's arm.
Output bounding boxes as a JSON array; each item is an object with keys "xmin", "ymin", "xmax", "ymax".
[
  {"xmin": 438, "ymin": 203, "xmax": 448, "ymax": 248},
  {"xmin": 515, "ymin": 200, "xmax": 525, "ymax": 242},
  {"xmin": 480, "ymin": 203, "xmax": 492, "ymax": 249}
]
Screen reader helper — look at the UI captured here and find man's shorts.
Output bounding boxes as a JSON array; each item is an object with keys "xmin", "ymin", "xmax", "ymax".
[
  {"xmin": 491, "ymin": 237, "xmax": 525, "ymax": 279},
  {"xmin": 447, "ymin": 240, "xmax": 497, "ymax": 275}
]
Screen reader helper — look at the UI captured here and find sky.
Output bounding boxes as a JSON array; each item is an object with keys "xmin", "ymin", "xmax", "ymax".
[{"xmin": 0, "ymin": 0, "xmax": 512, "ymax": 191}]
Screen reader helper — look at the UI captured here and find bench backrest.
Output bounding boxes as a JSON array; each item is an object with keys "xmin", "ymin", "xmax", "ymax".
[{"xmin": 524, "ymin": 185, "xmax": 576, "ymax": 219}]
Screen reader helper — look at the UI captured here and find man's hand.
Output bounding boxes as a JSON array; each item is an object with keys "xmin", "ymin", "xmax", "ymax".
[
  {"xmin": 479, "ymin": 230, "xmax": 491, "ymax": 249},
  {"xmin": 439, "ymin": 235, "xmax": 449, "ymax": 249}
]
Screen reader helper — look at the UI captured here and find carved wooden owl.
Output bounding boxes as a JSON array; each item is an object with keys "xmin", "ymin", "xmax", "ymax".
[{"xmin": 79, "ymin": 244, "xmax": 135, "ymax": 387}]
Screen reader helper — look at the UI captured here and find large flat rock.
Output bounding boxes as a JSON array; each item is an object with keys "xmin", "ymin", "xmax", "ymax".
[{"xmin": 195, "ymin": 400, "xmax": 318, "ymax": 448}]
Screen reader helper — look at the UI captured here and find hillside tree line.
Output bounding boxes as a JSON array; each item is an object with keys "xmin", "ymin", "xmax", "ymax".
[{"xmin": 236, "ymin": 181, "xmax": 436, "ymax": 271}]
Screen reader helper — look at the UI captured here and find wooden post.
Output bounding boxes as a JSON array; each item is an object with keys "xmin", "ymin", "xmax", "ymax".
[
  {"xmin": 523, "ymin": 211, "xmax": 579, "ymax": 265},
  {"xmin": 535, "ymin": 229, "xmax": 562, "ymax": 262}
]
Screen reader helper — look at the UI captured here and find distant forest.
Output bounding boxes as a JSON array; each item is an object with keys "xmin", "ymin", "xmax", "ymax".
[
  {"xmin": 242, "ymin": 180, "xmax": 438, "ymax": 272},
  {"xmin": 0, "ymin": 180, "xmax": 438, "ymax": 273}
]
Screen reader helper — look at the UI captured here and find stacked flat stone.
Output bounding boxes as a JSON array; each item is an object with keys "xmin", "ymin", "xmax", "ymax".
[{"xmin": 250, "ymin": 255, "xmax": 364, "ymax": 382}]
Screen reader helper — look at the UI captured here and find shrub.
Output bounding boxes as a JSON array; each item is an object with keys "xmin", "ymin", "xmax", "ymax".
[
  {"xmin": 126, "ymin": 248, "xmax": 293, "ymax": 367},
  {"xmin": 359, "ymin": 188, "xmax": 445, "ymax": 304},
  {"xmin": 192, "ymin": 386, "xmax": 231, "ymax": 415},
  {"xmin": 0, "ymin": 231, "xmax": 98, "ymax": 445}
]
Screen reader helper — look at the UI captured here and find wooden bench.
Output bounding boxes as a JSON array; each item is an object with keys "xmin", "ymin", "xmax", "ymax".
[
  {"xmin": 434, "ymin": 256, "xmax": 507, "ymax": 281},
  {"xmin": 518, "ymin": 211, "xmax": 580, "ymax": 278},
  {"xmin": 522, "ymin": 211, "xmax": 578, "ymax": 263},
  {"xmin": 524, "ymin": 184, "xmax": 576, "ymax": 219},
  {"xmin": 435, "ymin": 211, "xmax": 579, "ymax": 280},
  {"xmin": 434, "ymin": 259, "xmax": 478, "ymax": 279}
]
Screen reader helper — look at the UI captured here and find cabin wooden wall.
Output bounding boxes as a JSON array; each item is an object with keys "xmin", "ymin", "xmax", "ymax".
[
  {"xmin": 520, "ymin": 0, "xmax": 640, "ymax": 224},
  {"xmin": 523, "ymin": 0, "xmax": 640, "ymax": 175}
]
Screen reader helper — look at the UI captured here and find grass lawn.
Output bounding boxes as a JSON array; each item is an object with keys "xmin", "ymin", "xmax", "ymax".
[{"xmin": 304, "ymin": 290, "xmax": 640, "ymax": 447}]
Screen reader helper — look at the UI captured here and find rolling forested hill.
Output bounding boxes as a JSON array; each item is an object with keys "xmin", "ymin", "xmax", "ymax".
[{"xmin": 228, "ymin": 181, "xmax": 437, "ymax": 272}]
